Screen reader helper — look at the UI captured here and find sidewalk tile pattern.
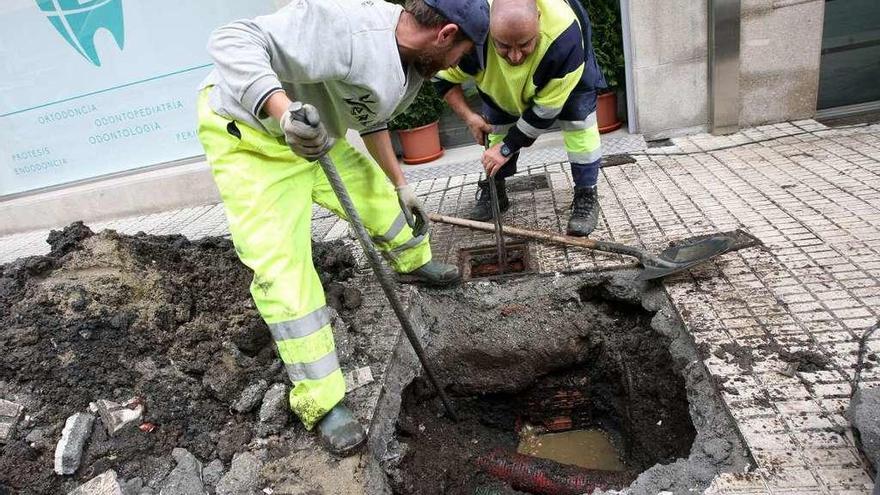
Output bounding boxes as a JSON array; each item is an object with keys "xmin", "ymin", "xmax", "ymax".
[{"xmin": 2, "ymin": 121, "xmax": 878, "ymax": 493}]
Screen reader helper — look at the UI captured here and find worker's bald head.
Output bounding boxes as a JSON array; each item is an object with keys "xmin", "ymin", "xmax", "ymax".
[
  {"xmin": 490, "ymin": 0, "xmax": 538, "ymax": 32},
  {"xmin": 489, "ymin": 0, "xmax": 540, "ymax": 66}
]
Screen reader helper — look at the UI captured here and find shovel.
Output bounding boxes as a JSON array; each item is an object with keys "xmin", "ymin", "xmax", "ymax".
[{"xmin": 429, "ymin": 213, "xmax": 733, "ymax": 280}]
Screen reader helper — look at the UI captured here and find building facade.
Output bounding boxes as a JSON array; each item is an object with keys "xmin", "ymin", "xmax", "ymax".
[{"xmin": 1, "ymin": 0, "xmax": 877, "ymax": 234}]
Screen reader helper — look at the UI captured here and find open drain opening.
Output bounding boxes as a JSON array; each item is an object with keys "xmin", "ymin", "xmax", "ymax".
[
  {"xmin": 459, "ymin": 241, "xmax": 533, "ymax": 280},
  {"xmin": 386, "ymin": 276, "xmax": 699, "ymax": 495}
]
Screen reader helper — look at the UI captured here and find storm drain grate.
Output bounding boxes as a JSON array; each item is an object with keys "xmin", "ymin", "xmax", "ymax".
[{"xmin": 458, "ymin": 241, "xmax": 533, "ymax": 281}]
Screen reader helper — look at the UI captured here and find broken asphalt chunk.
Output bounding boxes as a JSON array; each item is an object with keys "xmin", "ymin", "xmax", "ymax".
[
  {"xmin": 160, "ymin": 448, "xmax": 206, "ymax": 495},
  {"xmin": 256, "ymin": 383, "xmax": 289, "ymax": 437},
  {"xmin": 216, "ymin": 452, "xmax": 261, "ymax": 495},
  {"xmin": 232, "ymin": 380, "xmax": 268, "ymax": 413}
]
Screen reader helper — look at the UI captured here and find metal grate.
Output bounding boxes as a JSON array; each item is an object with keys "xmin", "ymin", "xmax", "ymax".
[
  {"xmin": 506, "ymin": 174, "xmax": 550, "ymax": 193},
  {"xmin": 458, "ymin": 241, "xmax": 533, "ymax": 281}
]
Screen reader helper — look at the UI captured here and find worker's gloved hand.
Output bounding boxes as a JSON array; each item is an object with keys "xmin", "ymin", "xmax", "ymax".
[
  {"xmin": 396, "ymin": 184, "xmax": 429, "ymax": 238},
  {"xmin": 281, "ymin": 102, "xmax": 334, "ymax": 160}
]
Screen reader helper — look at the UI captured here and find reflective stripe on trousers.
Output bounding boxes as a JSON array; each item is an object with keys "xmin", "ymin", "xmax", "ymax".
[
  {"xmin": 196, "ymin": 87, "xmax": 431, "ymax": 429},
  {"xmin": 270, "ymin": 306, "xmax": 340, "ymax": 382},
  {"xmin": 560, "ymin": 112, "xmax": 602, "ymax": 187}
]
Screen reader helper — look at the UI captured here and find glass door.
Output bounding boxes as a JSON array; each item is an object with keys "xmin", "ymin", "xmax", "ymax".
[{"xmin": 817, "ymin": 0, "xmax": 880, "ymax": 110}]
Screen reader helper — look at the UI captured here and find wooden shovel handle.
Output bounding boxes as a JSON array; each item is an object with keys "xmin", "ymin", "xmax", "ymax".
[{"xmin": 429, "ymin": 213, "xmax": 599, "ymax": 249}]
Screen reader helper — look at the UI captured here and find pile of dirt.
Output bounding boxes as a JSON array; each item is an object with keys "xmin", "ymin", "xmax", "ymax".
[{"xmin": 0, "ymin": 223, "xmax": 361, "ymax": 494}]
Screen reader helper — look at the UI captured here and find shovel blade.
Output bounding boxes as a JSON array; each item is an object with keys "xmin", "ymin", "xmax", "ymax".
[{"xmin": 636, "ymin": 235, "xmax": 734, "ymax": 280}]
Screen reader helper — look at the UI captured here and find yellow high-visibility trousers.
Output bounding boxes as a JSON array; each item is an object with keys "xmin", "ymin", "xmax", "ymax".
[{"xmin": 197, "ymin": 89, "xmax": 431, "ymax": 429}]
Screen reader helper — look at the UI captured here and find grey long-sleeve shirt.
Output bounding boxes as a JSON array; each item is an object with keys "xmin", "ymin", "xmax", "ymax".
[{"xmin": 200, "ymin": 0, "xmax": 423, "ymax": 138}]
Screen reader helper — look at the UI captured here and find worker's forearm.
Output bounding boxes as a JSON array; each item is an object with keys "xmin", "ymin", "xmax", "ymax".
[
  {"xmin": 362, "ymin": 130, "xmax": 406, "ymax": 187},
  {"xmin": 262, "ymin": 91, "xmax": 291, "ymax": 121},
  {"xmin": 444, "ymin": 86, "xmax": 478, "ymax": 122}
]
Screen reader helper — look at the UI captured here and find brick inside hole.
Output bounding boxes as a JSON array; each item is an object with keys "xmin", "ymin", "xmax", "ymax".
[{"xmin": 460, "ymin": 241, "xmax": 531, "ymax": 280}]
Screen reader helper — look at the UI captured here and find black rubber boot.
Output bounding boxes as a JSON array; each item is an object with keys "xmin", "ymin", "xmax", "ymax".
[
  {"xmin": 468, "ymin": 178, "xmax": 509, "ymax": 221},
  {"xmin": 398, "ymin": 260, "xmax": 461, "ymax": 287},
  {"xmin": 316, "ymin": 404, "xmax": 366, "ymax": 457},
  {"xmin": 567, "ymin": 186, "xmax": 601, "ymax": 237}
]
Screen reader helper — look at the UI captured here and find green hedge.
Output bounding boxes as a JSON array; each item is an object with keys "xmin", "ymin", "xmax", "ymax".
[{"xmin": 582, "ymin": 0, "xmax": 625, "ymax": 90}]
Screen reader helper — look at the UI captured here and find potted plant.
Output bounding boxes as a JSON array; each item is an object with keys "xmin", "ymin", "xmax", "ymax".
[
  {"xmin": 389, "ymin": 83, "xmax": 446, "ymax": 164},
  {"xmin": 584, "ymin": 0, "xmax": 625, "ymax": 133}
]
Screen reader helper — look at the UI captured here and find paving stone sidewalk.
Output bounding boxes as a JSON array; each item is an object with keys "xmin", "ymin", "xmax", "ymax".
[
  {"xmin": 422, "ymin": 119, "xmax": 879, "ymax": 495},
  {"xmin": 2, "ymin": 120, "xmax": 878, "ymax": 493}
]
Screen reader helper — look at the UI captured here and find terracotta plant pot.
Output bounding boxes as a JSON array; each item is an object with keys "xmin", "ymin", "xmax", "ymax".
[
  {"xmin": 398, "ymin": 121, "xmax": 444, "ymax": 165},
  {"xmin": 597, "ymin": 91, "xmax": 622, "ymax": 134}
]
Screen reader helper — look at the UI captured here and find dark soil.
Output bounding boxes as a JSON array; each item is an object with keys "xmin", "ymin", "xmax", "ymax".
[
  {"xmin": 777, "ymin": 349, "xmax": 829, "ymax": 372},
  {"xmin": 713, "ymin": 342, "xmax": 756, "ymax": 371},
  {"xmin": 0, "ymin": 223, "xmax": 360, "ymax": 494},
  {"xmin": 390, "ymin": 278, "xmax": 695, "ymax": 495}
]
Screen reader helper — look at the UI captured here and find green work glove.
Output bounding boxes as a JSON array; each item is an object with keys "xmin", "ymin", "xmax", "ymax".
[{"xmin": 396, "ymin": 184, "xmax": 429, "ymax": 238}]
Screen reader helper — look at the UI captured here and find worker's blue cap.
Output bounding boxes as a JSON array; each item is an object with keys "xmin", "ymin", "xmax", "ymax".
[{"xmin": 424, "ymin": 0, "xmax": 490, "ymax": 64}]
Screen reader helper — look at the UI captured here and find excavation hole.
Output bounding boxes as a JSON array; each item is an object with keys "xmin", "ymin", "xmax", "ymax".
[
  {"xmin": 387, "ymin": 275, "xmax": 698, "ymax": 495},
  {"xmin": 459, "ymin": 241, "xmax": 533, "ymax": 281}
]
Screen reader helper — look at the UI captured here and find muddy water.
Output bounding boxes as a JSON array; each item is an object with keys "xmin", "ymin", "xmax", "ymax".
[{"xmin": 517, "ymin": 428, "xmax": 626, "ymax": 471}]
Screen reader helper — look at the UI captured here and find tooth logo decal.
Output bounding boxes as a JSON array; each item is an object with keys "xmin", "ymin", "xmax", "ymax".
[{"xmin": 36, "ymin": 0, "xmax": 125, "ymax": 67}]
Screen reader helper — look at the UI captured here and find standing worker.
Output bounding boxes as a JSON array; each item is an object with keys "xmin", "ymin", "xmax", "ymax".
[
  {"xmin": 197, "ymin": 0, "xmax": 489, "ymax": 456},
  {"xmin": 435, "ymin": 0, "xmax": 607, "ymax": 236}
]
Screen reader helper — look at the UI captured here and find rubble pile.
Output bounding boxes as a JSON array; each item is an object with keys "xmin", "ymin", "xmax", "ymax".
[{"xmin": 0, "ymin": 223, "xmax": 362, "ymax": 494}]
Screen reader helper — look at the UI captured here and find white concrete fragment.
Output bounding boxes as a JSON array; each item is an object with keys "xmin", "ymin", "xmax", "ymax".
[
  {"xmin": 0, "ymin": 399, "xmax": 24, "ymax": 418},
  {"xmin": 0, "ymin": 423, "xmax": 14, "ymax": 444},
  {"xmin": 96, "ymin": 397, "xmax": 144, "ymax": 436},
  {"xmin": 67, "ymin": 470, "xmax": 124, "ymax": 495},
  {"xmin": 0, "ymin": 398, "xmax": 24, "ymax": 443},
  {"xmin": 54, "ymin": 412, "xmax": 95, "ymax": 475},
  {"xmin": 344, "ymin": 366, "xmax": 374, "ymax": 393}
]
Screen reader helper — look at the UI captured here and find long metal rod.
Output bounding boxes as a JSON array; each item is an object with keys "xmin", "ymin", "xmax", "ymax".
[
  {"xmin": 484, "ymin": 135, "xmax": 508, "ymax": 274},
  {"xmin": 487, "ymin": 176, "xmax": 508, "ymax": 274},
  {"xmin": 314, "ymin": 155, "xmax": 459, "ymax": 421}
]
